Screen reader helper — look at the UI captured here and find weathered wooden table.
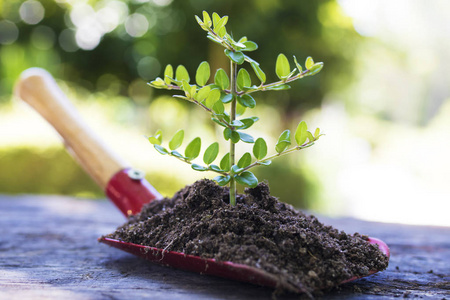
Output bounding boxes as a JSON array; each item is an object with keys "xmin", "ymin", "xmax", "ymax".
[{"xmin": 0, "ymin": 195, "xmax": 448, "ymax": 299}]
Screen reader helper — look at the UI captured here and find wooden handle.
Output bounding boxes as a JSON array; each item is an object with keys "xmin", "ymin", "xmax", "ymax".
[{"xmin": 14, "ymin": 68, "xmax": 129, "ymax": 189}]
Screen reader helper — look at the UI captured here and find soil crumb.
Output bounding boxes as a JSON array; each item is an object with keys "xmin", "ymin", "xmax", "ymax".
[{"xmin": 105, "ymin": 179, "xmax": 389, "ymax": 293}]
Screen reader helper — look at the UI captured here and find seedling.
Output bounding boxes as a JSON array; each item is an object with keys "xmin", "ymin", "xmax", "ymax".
[{"xmin": 148, "ymin": 11, "xmax": 324, "ymax": 206}]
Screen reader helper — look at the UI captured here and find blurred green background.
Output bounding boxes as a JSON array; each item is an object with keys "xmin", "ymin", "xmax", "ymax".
[{"xmin": 1, "ymin": 0, "xmax": 449, "ymax": 226}]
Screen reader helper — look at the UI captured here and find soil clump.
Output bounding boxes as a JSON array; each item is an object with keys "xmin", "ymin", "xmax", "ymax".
[{"xmin": 106, "ymin": 179, "xmax": 389, "ymax": 293}]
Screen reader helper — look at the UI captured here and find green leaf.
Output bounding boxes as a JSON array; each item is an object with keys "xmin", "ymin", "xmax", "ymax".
[
  {"xmin": 148, "ymin": 129, "xmax": 162, "ymax": 145},
  {"xmin": 213, "ymin": 100, "xmax": 225, "ymax": 114},
  {"xmin": 206, "ymin": 33, "xmax": 221, "ymax": 45},
  {"xmin": 230, "ymin": 131, "xmax": 240, "ymax": 143},
  {"xmin": 237, "ymin": 117, "xmax": 258, "ymax": 129},
  {"xmin": 238, "ymin": 152, "xmax": 252, "ymax": 168},
  {"xmin": 238, "ymin": 36, "xmax": 247, "ymax": 43},
  {"xmin": 222, "ymin": 115, "xmax": 230, "ymax": 123},
  {"xmin": 220, "ymin": 153, "xmax": 230, "ymax": 171},
  {"xmin": 266, "ymin": 84, "xmax": 291, "ymax": 91},
  {"xmin": 250, "ymin": 62, "xmax": 266, "ymax": 83},
  {"xmin": 209, "ymin": 164, "xmax": 222, "ymax": 172},
  {"xmin": 278, "ymin": 129, "xmax": 291, "ymax": 143},
  {"xmin": 154, "ymin": 144, "xmax": 169, "ymax": 155},
  {"xmin": 211, "ymin": 117, "xmax": 226, "ymax": 127},
  {"xmin": 190, "ymin": 85, "xmax": 197, "ymax": 98},
  {"xmin": 293, "ymin": 55, "xmax": 303, "ymax": 73},
  {"xmin": 205, "ymin": 89, "xmax": 220, "ymax": 108},
  {"xmin": 275, "ymin": 141, "xmax": 290, "ymax": 154},
  {"xmin": 231, "ymin": 165, "xmax": 244, "ymax": 174},
  {"xmin": 203, "ymin": 142, "xmax": 219, "ymax": 165},
  {"xmin": 169, "ymin": 129, "xmax": 184, "ymax": 150},
  {"xmin": 218, "ymin": 15, "xmax": 229, "ymax": 28},
  {"xmin": 164, "ymin": 65, "xmax": 173, "ymax": 85},
  {"xmin": 171, "ymin": 150, "xmax": 185, "ymax": 159},
  {"xmin": 287, "ymin": 68, "xmax": 297, "ymax": 79},
  {"xmin": 305, "ymin": 56, "xmax": 314, "ymax": 70},
  {"xmin": 196, "ymin": 86, "xmax": 210, "ymax": 102},
  {"xmin": 235, "ymin": 171, "xmax": 258, "ymax": 188},
  {"xmin": 192, "ymin": 163, "xmax": 208, "ymax": 171},
  {"xmin": 239, "ymin": 132, "xmax": 255, "ymax": 143},
  {"xmin": 214, "ymin": 175, "xmax": 231, "ymax": 186},
  {"xmin": 148, "ymin": 136, "xmax": 160, "ymax": 145},
  {"xmin": 276, "ymin": 53, "xmax": 290, "ymax": 80},
  {"xmin": 214, "ymin": 69, "xmax": 229, "ymax": 90},
  {"xmin": 195, "ymin": 15, "xmax": 204, "ymax": 26},
  {"xmin": 215, "ymin": 25, "xmax": 226, "ymax": 38},
  {"xmin": 306, "ymin": 131, "xmax": 315, "ymax": 142},
  {"xmin": 237, "ymin": 94, "xmax": 256, "ymax": 108},
  {"xmin": 295, "ymin": 121, "xmax": 308, "ymax": 145},
  {"xmin": 181, "ymin": 80, "xmax": 190, "ymax": 91},
  {"xmin": 253, "ymin": 138, "xmax": 267, "ymax": 160},
  {"xmin": 221, "ymin": 94, "xmax": 233, "ymax": 103},
  {"xmin": 258, "ymin": 160, "xmax": 272, "ymax": 166},
  {"xmin": 275, "ymin": 130, "xmax": 291, "ymax": 153},
  {"xmin": 212, "ymin": 12, "xmax": 220, "ymax": 27},
  {"xmin": 202, "ymin": 11, "xmax": 212, "ymax": 27},
  {"xmin": 242, "ymin": 41, "xmax": 258, "ymax": 52},
  {"xmin": 181, "ymin": 80, "xmax": 192, "ymax": 97},
  {"xmin": 176, "ymin": 65, "xmax": 190, "ymax": 83},
  {"xmin": 307, "ymin": 62, "xmax": 323, "ymax": 76},
  {"xmin": 185, "ymin": 137, "xmax": 201, "ymax": 160},
  {"xmin": 214, "ymin": 15, "xmax": 228, "ymax": 32},
  {"xmin": 196, "ymin": 61, "xmax": 210, "ymax": 86},
  {"xmin": 217, "ymin": 26, "xmax": 226, "ymax": 38},
  {"xmin": 233, "ymin": 41, "xmax": 246, "ymax": 50},
  {"xmin": 237, "ymin": 68, "xmax": 251, "ymax": 91},
  {"xmin": 223, "ymin": 128, "xmax": 231, "ymax": 140},
  {"xmin": 236, "ymin": 102, "xmax": 246, "ymax": 116},
  {"xmin": 149, "ymin": 77, "xmax": 166, "ymax": 89},
  {"xmin": 230, "ymin": 119, "xmax": 244, "ymax": 127},
  {"xmin": 314, "ymin": 128, "xmax": 321, "ymax": 138},
  {"xmin": 224, "ymin": 49, "xmax": 245, "ymax": 65}
]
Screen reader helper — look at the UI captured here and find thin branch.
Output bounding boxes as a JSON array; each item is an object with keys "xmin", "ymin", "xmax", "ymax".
[
  {"xmin": 169, "ymin": 153, "xmax": 228, "ymax": 176},
  {"xmin": 241, "ymin": 69, "xmax": 311, "ymax": 95},
  {"xmin": 164, "ymin": 84, "xmax": 182, "ymax": 90},
  {"xmin": 173, "ymin": 95, "xmax": 234, "ymax": 128},
  {"xmin": 207, "ymin": 30, "xmax": 235, "ymax": 51},
  {"xmin": 241, "ymin": 141, "xmax": 316, "ymax": 172}
]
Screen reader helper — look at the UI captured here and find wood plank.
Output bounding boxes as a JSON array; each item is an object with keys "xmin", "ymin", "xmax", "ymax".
[{"xmin": 0, "ymin": 195, "xmax": 448, "ymax": 299}]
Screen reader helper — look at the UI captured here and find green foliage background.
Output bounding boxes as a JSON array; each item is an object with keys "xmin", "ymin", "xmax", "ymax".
[
  {"xmin": 1, "ymin": 0, "xmax": 359, "ymax": 107},
  {"xmin": 0, "ymin": 0, "xmax": 361, "ymax": 208}
]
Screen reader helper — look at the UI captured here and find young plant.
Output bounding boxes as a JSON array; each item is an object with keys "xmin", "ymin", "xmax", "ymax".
[{"xmin": 148, "ymin": 11, "xmax": 324, "ymax": 206}]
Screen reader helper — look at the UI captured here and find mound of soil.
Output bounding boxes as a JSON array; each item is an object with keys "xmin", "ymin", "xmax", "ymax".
[{"xmin": 106, "ymin": 179, "xmax": 388, "ymax": 294}]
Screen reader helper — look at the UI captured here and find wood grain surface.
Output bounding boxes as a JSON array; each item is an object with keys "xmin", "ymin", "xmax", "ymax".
[{"xmin": 0, "ymin": 195, "xmax": 448, "ymax": 299}]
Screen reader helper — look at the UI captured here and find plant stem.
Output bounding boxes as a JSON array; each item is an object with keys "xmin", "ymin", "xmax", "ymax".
[{"xmin": 229, "ymin": 60, "xmax": 238, "ymax": 206}]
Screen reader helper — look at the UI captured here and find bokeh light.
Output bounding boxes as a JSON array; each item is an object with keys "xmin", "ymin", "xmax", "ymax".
[
  {"xmin": 19, "ymin": 0, "xmax": 45, "ymax": 25},
  {"xmin": 0, "ymin": 20, "xmax": 19, "ymax": 45},
  {"xmin": 58, "ymin": 29, "xmax": 79, "ymax": 52},
  {"xmin": 125, "ymin": 13, "xmax": 149, "ymax": 37},
  {"xmin": 30, "ymin": 26, "xmax": 56, "ymax": 50},
  {"xmin": 69, "ymin": 1, "xmax": 129, "ymax": 50},
  {"xmin": 137, "ymin": 56, "xmax": 161, "ymax": 80},
  {"xmin": 152, "ymin": 0, "xmax": 173, "ymax": 7}
]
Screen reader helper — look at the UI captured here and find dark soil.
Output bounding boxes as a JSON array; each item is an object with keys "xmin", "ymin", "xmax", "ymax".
[{"xmin": 106, "ymin": 179, "xmax": 389, "ymax": 294}]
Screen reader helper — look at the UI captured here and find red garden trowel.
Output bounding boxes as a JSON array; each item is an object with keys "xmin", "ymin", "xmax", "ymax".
[{"xmin": 15, "ymin": 68, "xmax": 390, "ymax": 293}]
